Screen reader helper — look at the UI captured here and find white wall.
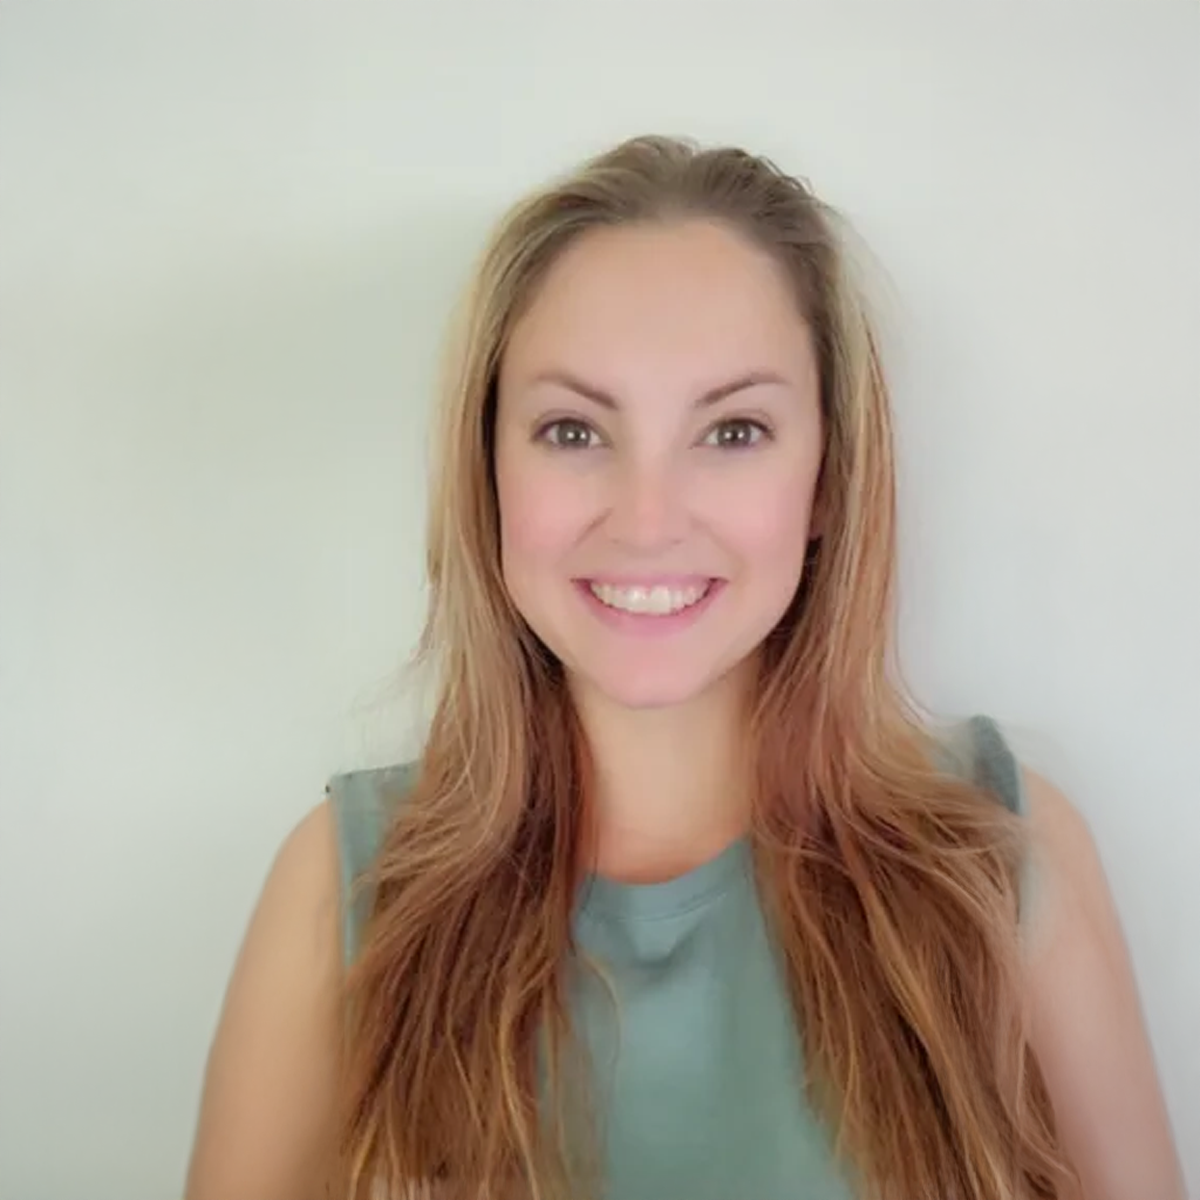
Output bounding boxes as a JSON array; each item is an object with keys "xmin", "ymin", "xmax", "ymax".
[{"xmin": 1, "ymin": 5, "xmax": 1196, "ymax": 1197}]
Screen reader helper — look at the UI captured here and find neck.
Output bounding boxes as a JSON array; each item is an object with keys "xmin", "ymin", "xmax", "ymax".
[{"xmin": 572, "ymin": 665, "xmax": 753, "ymax": 883}]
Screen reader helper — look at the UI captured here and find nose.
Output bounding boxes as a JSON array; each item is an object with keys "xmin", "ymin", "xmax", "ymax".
[{"xmin": 604, "ymin": 458, "xmax": 689, "ymax": 552}]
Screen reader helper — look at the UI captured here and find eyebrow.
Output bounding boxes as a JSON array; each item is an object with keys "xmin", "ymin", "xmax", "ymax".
[{"xmin": 527, "ymin": 368, "xmax": 793, "ymax": 411}]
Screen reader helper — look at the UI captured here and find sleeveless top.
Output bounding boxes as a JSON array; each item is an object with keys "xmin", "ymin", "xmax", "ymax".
[{"xmin": 327, "ymin": 714, "xmax": 1026, "ymax": 1200}]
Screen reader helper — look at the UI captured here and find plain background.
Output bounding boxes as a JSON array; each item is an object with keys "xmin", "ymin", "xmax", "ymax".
[{"xmin": 1, "ymin": 4, "xmax": 1197, "ymax": 1197}]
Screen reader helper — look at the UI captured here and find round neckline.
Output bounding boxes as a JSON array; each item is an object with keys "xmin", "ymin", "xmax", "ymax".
[{"xmin": 577, "ymin": 835, "xmax": 752, "ymax": 921}]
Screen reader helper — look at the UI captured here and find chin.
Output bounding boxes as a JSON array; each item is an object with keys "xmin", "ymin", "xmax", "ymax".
[{"xmin": 582, "ymin": 666, "xmax": 719, "ymax": 713}]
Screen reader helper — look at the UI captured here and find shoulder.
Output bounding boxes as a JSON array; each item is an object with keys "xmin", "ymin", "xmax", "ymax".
[
  {"xmin": 188, "ymin": 763, "xmax": 418, "ymax": 1198},
  {"xmin": 275, "ymin": 799, "xmax": 345, "ymax": 950},
  {"xmin": 185, "ymin": 801, "xmax": 344, "ymax": 1199},
  {"xmin": 1021, "ymin": 765, "xmax": 1087, "ymax": 848},
  {"xmin": 1018, "ymin": 766, "xmax": 1110, "ymax": 953},
  {"xmin": 276, "ymin": 798, "xmax": 342, "ymax": 908},
  {"xmin": 1017, "ymin": 768, "xmax": 1186, "ymax": 1196},
  {"xmin": 232, "ymin": 798, "xmax": 346, "ymax": 975},
  {"xmin": 1017, "ymin": 763, "xmax": 1137, "ymax": 1003}
]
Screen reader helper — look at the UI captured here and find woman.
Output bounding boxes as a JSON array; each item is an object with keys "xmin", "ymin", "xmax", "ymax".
[{"xmin": 186, "ymin": 136, "xmax": 1183, "ymax": 1199}]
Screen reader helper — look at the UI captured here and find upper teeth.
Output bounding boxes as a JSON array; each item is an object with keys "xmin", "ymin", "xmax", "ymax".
[{"xmin": 589, "ymin": 582, "xmax": 709, "ymax": 615}]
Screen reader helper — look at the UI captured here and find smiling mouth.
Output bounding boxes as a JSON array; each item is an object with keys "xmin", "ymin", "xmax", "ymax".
[{"xmin": 586, "ymin": 580, "xmax": 714, "ymax": 616}]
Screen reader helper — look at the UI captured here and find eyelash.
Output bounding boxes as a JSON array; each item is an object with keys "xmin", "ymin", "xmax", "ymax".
[{"xmin": 535, "ymin": 417, "xmax": 773, "ymax": 450}]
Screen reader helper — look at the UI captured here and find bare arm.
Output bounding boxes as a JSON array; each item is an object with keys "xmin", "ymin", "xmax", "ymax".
[
  {"xmin": 185, "ymin": 801, "xmax": 344, "ymax": 1200},
  {"xmin": 1021, "ymin": 769, "xmax": 1185, "ymax": 1200}
]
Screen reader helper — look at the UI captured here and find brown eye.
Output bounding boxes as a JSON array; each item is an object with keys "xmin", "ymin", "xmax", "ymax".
[
  {"xmin": 704, "ymin": 419, "xmax": 769, "ymax": 449},
  {"xmin": 540, "ymin": 419, "xmax": 600, "ymax": 449}
]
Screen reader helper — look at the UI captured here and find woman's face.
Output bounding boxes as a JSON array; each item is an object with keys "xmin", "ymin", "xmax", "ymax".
[{"xmin": 494, "ymin": 218, "xmax": 824, "ymax": 712}]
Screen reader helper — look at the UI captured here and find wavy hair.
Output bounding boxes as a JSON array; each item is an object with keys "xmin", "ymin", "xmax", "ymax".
[{"xmin": 338, "ymin": 136, "xmax": 1068, "ymax": 1199}]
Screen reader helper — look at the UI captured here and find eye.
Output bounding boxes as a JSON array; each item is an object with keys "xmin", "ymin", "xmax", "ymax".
[
  {"xmin": 538, "ymin": 418, "xmax": 601, "ymax": 450},
  {"xmin": 703, "ymin": 418, "xmax": 770, "ymax": 449}
]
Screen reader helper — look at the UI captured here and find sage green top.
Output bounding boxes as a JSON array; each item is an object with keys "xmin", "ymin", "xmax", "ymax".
[{"xmin": 327, "ymin": 715, "xmax": 1025, "ymax": 1200}]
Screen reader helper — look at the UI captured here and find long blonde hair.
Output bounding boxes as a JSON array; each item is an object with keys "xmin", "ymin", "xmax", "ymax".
[{"xmin": 339, "ymin": 136, "xmax": 1067, "ymax": 1199}]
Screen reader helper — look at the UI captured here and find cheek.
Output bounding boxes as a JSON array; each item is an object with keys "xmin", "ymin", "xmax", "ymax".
[
  {"xmin": 709, "ymin": 461, "xmax": 818, "ymax": 579},
  {"xmin": 496, "ymin": 457, "xmax": 588, "ymax": 581}
]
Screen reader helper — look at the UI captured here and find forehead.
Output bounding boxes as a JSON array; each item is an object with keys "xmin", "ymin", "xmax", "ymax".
[{"xmin": 500, "ymin": 219, "xmax": 815, "ymax": 388}]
